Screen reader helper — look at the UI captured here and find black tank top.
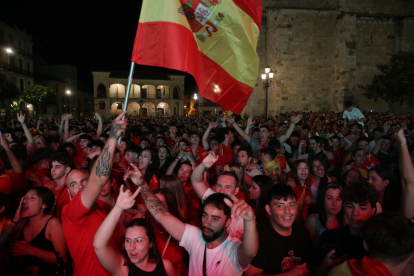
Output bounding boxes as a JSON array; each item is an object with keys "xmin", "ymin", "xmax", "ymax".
[
  {"xmin": 18, "ymin": 216, "xmax": 58, "ymax": 275},
  {"xmin": 128, "ymin": 259, "xmax": 168, "ymax": 276}
]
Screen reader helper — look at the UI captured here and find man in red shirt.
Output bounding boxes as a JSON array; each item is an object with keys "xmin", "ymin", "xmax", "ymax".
[
  {"xmin": 61, "ymin": 112, "xmax": 126, "ymax": 276},
  {"xmin": 184, "ymin": 131, "xmax": 206, "ymax": 164},
  {"xmin": 45, "ymin": 153, "xmax": 75, "ymax": 218},
  {"xmin": 25, "ymin": 148, "xmax": 53, "ymax": 187},
  {"xmin": 214, "ymin": 127, "xmax": 234, "ymax": 174}
]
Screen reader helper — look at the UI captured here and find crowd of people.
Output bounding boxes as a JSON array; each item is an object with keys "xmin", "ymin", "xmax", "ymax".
[{"xmin": 0, "ymin": 100, "xmax": 413, "ymax": 276}]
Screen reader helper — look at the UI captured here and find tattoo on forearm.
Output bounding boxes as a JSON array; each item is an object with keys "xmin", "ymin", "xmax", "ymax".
[
  {"xmin": 95, "ymin": 147, "xmax": 111, "ymax": 178},
  {"xmin": 109, "ymin": 122, "xmax": 122, "ymax": 138},
  {"xmin": 140, "ymin": 186, "xmax": 168, "ymax": 216}
]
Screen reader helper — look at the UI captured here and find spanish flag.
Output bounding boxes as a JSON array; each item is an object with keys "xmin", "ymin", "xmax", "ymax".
[{"xmin": 131, "ymin": 0, "xmax": 262, "ymax": 114}]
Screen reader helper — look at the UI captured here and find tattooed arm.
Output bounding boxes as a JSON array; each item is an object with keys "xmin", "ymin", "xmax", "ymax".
[
  {"xmin": 125, "ymin": 164, "xmax": 186, "ymax": 241},
  {"xmin": 81, "ymin": 112, "xmax": 127, "ymax": 209}
]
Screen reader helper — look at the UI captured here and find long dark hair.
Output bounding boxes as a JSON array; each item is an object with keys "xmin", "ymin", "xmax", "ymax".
[
  {"xmin": 154, "ymin": 188, "xmax": 183, "ymax": 221},
  {"xmin": 251, "ymin": 175, "xmax": 273, "ymax": 222},
  {"xmin": 140, "ymin": 149, "xmax": 159, "ymax": 184},
  {"xmin": 123, "ymin": 219, "xmax": 160, "ymax": 265},
  {"xmin": 291, "ymin": 160, "xmax": 311, "ymax": 187},
  {"xmin": 316, "ymin": 183, "xmax": 344, "ymax": 228},
  {"xmin": 368, "ymin": 165, "xmax": 401, "ymax": 212}
]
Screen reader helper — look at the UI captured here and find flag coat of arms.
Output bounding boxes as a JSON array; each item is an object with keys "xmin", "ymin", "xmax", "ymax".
[{"xmin": 131, "ymin": 0, "xmax": 262, "ymax": 114}]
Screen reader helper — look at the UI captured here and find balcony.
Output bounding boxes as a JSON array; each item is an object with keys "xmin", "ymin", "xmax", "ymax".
[
  {"xmin": 0, "ymin": 62, "xmax": 34, "ymax": 77},
  {"xmin": 18, "ymin": 48, "xmax": 33, "ymax": 59}
]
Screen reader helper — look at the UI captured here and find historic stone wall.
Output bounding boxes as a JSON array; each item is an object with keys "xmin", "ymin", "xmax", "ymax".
[{"xmin": 242, "ymin": 0, "xmax": 414, "ymax": 115}]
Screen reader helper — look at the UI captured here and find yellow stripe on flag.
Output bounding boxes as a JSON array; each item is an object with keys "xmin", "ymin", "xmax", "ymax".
[{"xmin": 139, "ymin": 0, "xmax": 260, "ymax": 88}]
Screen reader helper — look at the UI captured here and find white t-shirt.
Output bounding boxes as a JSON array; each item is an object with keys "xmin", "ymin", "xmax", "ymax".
[
  {"xmin": 342, "ymin": 107, "xmax": 365, "ymax": 126},
  {"xmin": 202, "ymin": 188, "xmax": 244, "ymax": 240},
  {"xmin": 179, "ymin": 224, "xmax": 247, "ymax": 276}
]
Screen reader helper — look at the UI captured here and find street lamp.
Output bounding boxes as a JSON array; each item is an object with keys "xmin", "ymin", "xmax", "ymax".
[
  {"xmin": 261, "ymin": 65, "xmax": 275, "ymax": 118},
  {"xmin": 5, "ymin": 48, "xmax": 13, "ymax": 68},
  {"xmin": 193, "ymin": 93, "xmax": 198, "ymax": 117},
  {"xmin": 66, "ymin": 90, "xmax": 71, "ymax": 115}
]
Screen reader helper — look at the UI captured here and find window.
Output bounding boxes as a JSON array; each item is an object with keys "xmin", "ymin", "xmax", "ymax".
[
  {"xmin": 97, "ymin": 84, "xmax": 106, "ymax": 98},
  {"xmin": 117, "ymin": 103, "xmax": 123, "ymax": 109},
  {"xmin": 62, "ymin": 96, "xmax": 65, "ymax": 103},
  {"xmin": 20, "ymin": 79, "xmax": 24, "ymax": 92},
  {"xmin": 141, "ymin": 88, "xmax": 147, "ymax": 99},
  {"xmin": 27, "ymin": 62, "xmax": 30, "ymax": 72},
  {"xmin": 186, "ymin": 102, "xmax": 190, "ymax": 108},
  {"xmin": 156, "ymin": 88, "xmax": 161, "ymax": 99},
  {"xmin": 99, "ymin": 102, "xmax": 105, "ymax": 110},
  {"xmin": 27, "ymin": 81, "xmax": 30, "ymax": 86},
  {"xmin": 173, "ymin": 86, "xmax": 179, "ymax": 99}
]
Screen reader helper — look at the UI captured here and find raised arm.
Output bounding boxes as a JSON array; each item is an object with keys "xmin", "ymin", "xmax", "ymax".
[
  {"xmin": 226, "ymin": 116, "xmax": 251, "ymax": 142},
  {"xmin": 17, "ymin": 112, "xmax": 34, "ymax": 146},
  {"xmin": 65, "ymin": 133, "xmax": 83, "ymax": 143},
  {"xmin": 0, "ymin": 134, "xmax": 23, "ymax": 176},
  {"xmin": 338, "ymin": 133, "xmax": 353, "ymax": 151},
  {"xmin": 125, "ymin": 164, "xmax": 185, "ymax": 241},
  {"xmin": 81, "ymin": 112, "xmax": 127, "ymax": 209},
  {"xmin": 59, "ymin": 114, "xmax": 66, "ymax": 139},
  {"xmin": 225, "ymin": 193, "xmax": 258, "ymax": 268},
  {"xmin": 394, "ymin": 129, "xmax": 414, "ymax": 218},
  {"xmin": 202, "ymin": 122, "xmax": 216, "ymax": 150},
  {"xmin": 166, "ymin": 151, "xmax": 185, "ymax": 175},
  {"xmin": 95, "ymin": 113, "xmax": 103, "ymax": 139},
  {"xmin": 94, "ymin": 185, "xmax": 140, "ymax": 275},
  {"xmin": 190, "ymin": 152, "xmax": 218, "ymax": 199},
  {"xmin": 64, "ymin": 114, "xmax": 72, "ymax": 140},
  {"xmin": 371, "ymin": 138, "xmax": 383, "ymax": 156},
  {"xmin": 278, "ymin": 114, "xmax": 303, "ymax": 144}
]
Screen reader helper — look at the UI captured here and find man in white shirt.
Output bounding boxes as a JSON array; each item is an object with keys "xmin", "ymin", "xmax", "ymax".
[
  {"xmin": 342, "ymin": 101, "xmax": 366, "ymax": 126},
  {"xmin": 125, "ymin": 164, "xmax": 259, "ymax": 276}
]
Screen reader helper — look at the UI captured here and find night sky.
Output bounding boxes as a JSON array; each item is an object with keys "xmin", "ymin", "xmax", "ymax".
[{"xmin": 1, "ymin": 0, "xmax": 195, "ymax": 92}]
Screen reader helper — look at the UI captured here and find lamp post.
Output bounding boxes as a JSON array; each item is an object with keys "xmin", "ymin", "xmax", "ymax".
[
  {"xmin": 5, "ymin": 48, "xmax": 12, "ymax": 68},
  {"xmin": 66, "ymin": 90, "xmax": 71, "ymax": 115},
  {"xmin": 193, "ymin": 93, "xmax": 198, "ymax": 117},
  {"xmin": 261, "ymin": 65, "xmax": 275, "ymax": 118}
]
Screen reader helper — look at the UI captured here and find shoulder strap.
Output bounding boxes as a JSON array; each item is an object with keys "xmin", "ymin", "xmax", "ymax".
[
  {"xmin": 52, "ymin": 186, "xmax": 67, "ymax": 216},
  {"xmin": 203, "ymin": 244, "xmax": 207, "ymax": 276}
]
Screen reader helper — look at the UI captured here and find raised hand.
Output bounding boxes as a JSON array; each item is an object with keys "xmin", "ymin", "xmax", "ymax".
[
  {"xmin": 393, "ymin": 128, "xmax": 406, "ymax": 145},
  {"xmin": 17, "ymin": 111, "xmax": 25, "ymax": 124},
  {"xmin": 209, "ymin": 121, "xmax": 218, "ymax": 128},
  {"xmin": 176, "ymin": 151, "xmax": 186, "ymax": 160},
  {"xmin": 95, "ymin": 112, "xmax": 101, "ymax": 121},
  {"xmin": 247, "ymin": 115, "xmax": 254, "ymax": 126},
  {"xmin": 12, "ymin": 197, "xmax": 25, "ymax": 223},
  {"xmin": 124, "ymin": 163, "xmax": 145, "ymax": 187},
  {"xmin": 0, "ymin": 134, "xmax": 10, "ymax": 149},
  {"xmin": 109, "ymin": 111, "xmax": 127, "ymax": 139},
  {"xmin": 224, "ymin": 192, "xmax": 255, "ymax": 221},
  {"xmin": 291, "ymin": 114, "xmax": 303, "ymax": 124},
  {"xmin": 202, "ymin": 151, "xmax": 219, "ymax": 169},
  {"xmin": 115, "ymin": 184, "xmax": 141, "ymax": 210},
  {"xmin": 225, "ymin": 116, "xmax": 235, "ymax": 124}
]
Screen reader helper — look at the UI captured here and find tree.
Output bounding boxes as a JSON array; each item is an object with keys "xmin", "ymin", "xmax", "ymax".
[
  {"xmin": 20, "ymin": 85, "xmax": 57, "ymax": 114},
  {"xmin": 0, "ymin": 74, "xmax": 20, "ymax": 100},
  {"xmin": 359, "ymin": 51, "xmax": 414, "ymax": 105}
]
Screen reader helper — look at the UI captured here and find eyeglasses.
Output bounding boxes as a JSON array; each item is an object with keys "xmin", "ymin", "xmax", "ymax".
[{"xmin": 125, "ymin": 238, "xmax": 148, "ymax": 247}]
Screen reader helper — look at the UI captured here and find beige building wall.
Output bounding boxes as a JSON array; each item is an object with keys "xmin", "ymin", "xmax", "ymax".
[
  {"xmin": 92, "ymin": 71, "xmax": 185, "ymax": 118},
  {"xmin": 243, "ymin": 0, "xmax": 414, "ymax": 115}
]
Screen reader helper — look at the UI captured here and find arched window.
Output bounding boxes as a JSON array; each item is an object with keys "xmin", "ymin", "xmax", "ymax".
[
  {"xmin": 173, "ymin": 86, "xmax": 180, "ymax": 99},
  {"xmin": 97, "ymin": 84, "xmax": 107, "ymax": 98}
]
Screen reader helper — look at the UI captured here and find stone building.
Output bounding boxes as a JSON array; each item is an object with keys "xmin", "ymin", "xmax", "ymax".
[
  {"xmin": 92, "ymin": 71, "xmax": 185, "ymax": 117},
  {"xmin": 0, "ymin": 20, "xmax": 34, "ymax": 118},
  {"xmin": 243, "ymin": 0, "xmax": 414, "ymax": 115}
]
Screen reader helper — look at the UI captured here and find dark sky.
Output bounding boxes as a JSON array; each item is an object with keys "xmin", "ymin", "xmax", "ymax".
[{"xmin": 0, "ymin": 0, "xmax": 195, "ymax": 92}]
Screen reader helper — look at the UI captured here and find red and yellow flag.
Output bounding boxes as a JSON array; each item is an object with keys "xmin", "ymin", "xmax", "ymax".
[{"xmin": 131, "ymin": 0, "xmax": 262, "ymax": 114}]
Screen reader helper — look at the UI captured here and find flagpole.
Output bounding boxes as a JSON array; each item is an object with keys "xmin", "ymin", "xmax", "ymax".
[{"xmin": 119, "ymin": 61, "xmax": 135, "ymax": 143}]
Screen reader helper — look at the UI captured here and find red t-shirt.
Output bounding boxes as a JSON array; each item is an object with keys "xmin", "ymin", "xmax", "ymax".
[
  {"xmin": 50, "ymin": 183, "xmax": 70, "ymax": 218},
  {"xmin": 61, "ymin": 192, "xmax": 117, "ymax": 276},
  {"xmin": 74, "ymin": 146, "xmax": 87, "ymax": 169},
  {"xmin": 330, "ymin": 146, "xmax": 346, "ymax": 169},
  {"xmin": 0, "ymin": 173, "xmax": 23, "ymax": 194},
  {"xmin": 166, "ymin": 137, "xmax": 175, "ymax": 149},
  {"xmin": 214, "ymin": 144, "xmax": 233, "ymax": 167},
  {"xmin": 184, "ymin": 145, "xmax": 207, "ymax": 164},
  {"xmin": 25, "ymin": 164, "xmax": 53, "ymax": 187},
  {"xmin": 364, "ymin": 154, "xmax": 380, "ymax": 169}
]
